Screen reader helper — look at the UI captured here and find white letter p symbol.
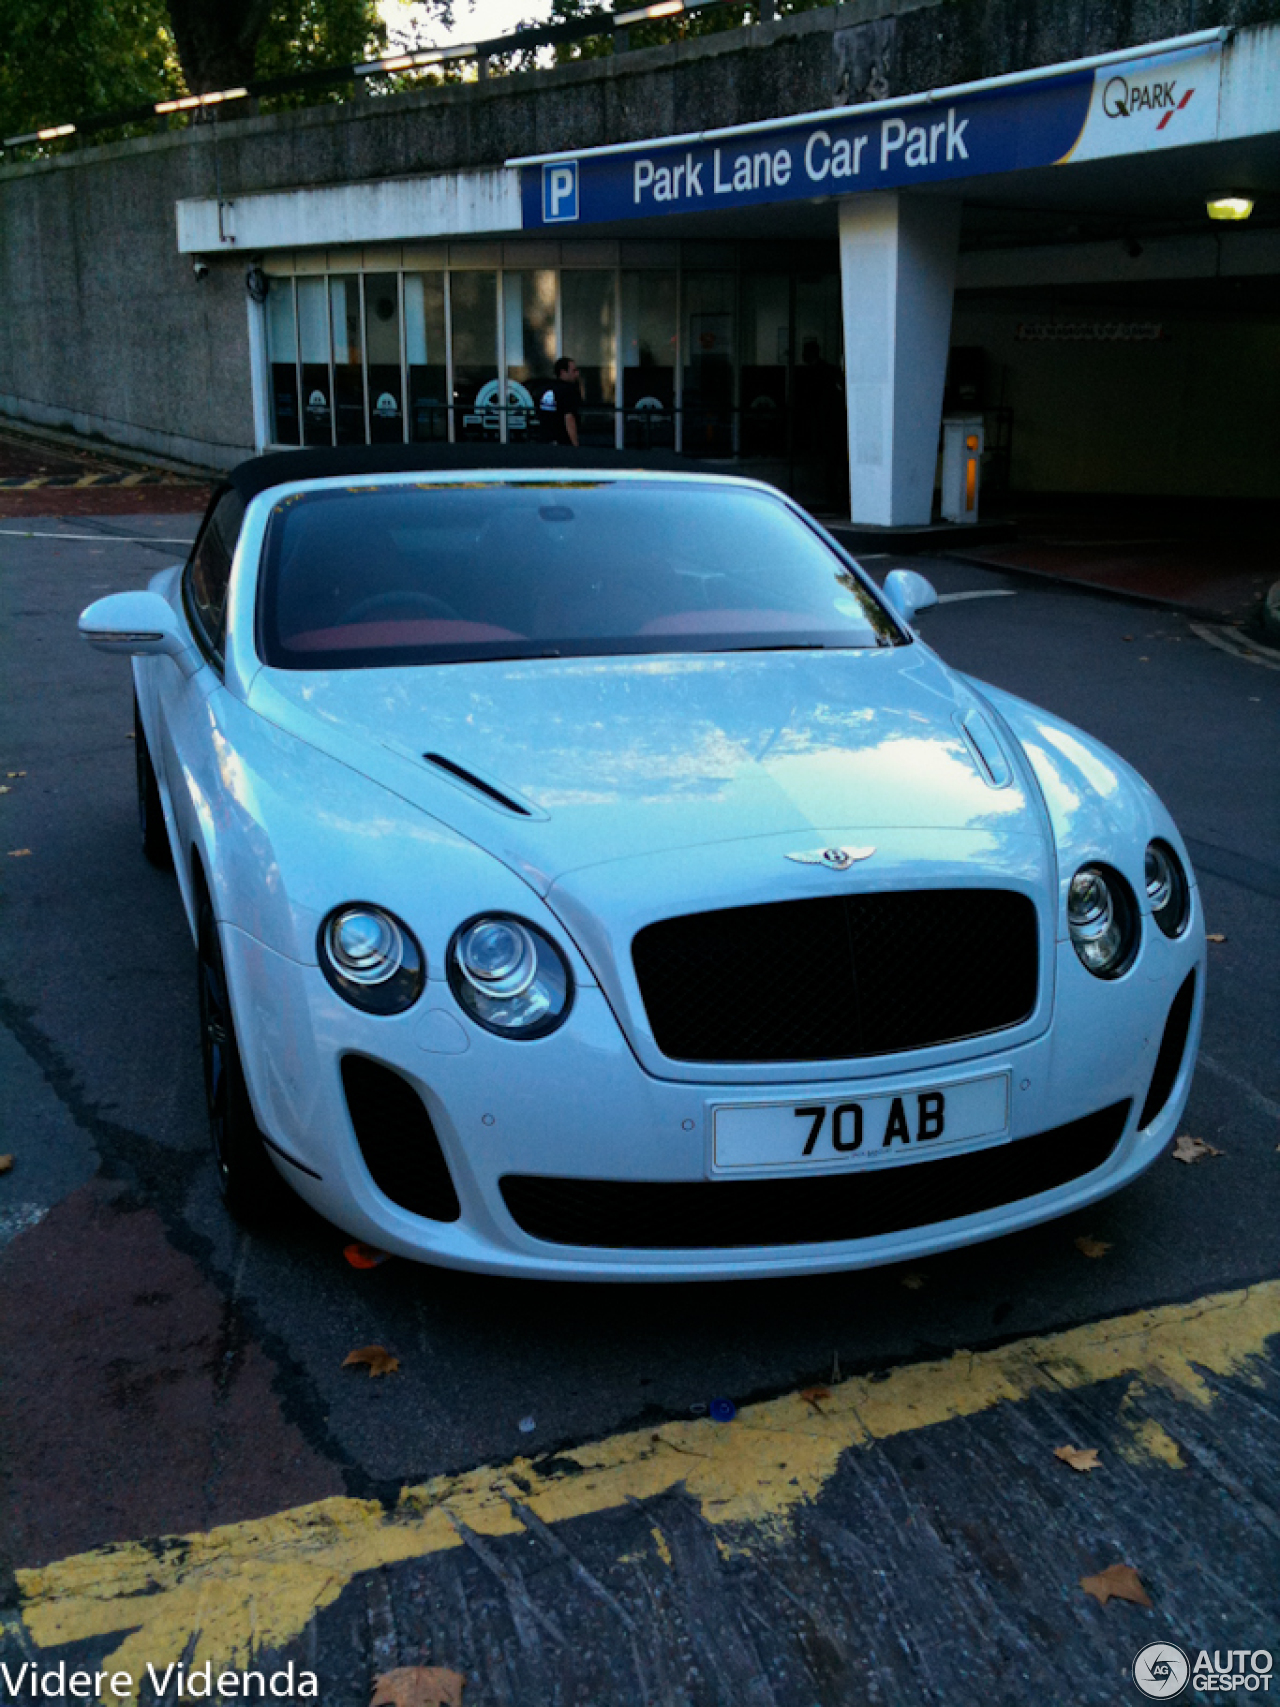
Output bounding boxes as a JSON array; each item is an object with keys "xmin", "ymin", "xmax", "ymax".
[{"xmin": 544, "ymin": 163, "xmax": 578, "ymax": 222}]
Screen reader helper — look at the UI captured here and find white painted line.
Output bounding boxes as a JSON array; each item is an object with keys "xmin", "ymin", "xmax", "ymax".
[
  {"xmin": 1198, "ymin": 1052, "xmax": 1280, "ymax": 1122},
  {"xmin": 937, "ymin": 589, "xmax": 1020, "ymax": 604},
  {"xmin": 1189, "ymin": 621, "xmax": 1280, "ymax": 672},
  {"xmin": 0, "ymin": 529, "xmax": 195, "ymax": 544}
]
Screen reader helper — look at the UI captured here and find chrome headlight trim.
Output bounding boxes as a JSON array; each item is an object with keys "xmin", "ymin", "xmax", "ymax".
[
  {"xmin": 449, "ymin": 914, "xmax": 574, "ymax": 1039},
  {"xmin": 1145, "ymin": 839, "xmax": 1190, "ymax": 939},
  {"xmin": 318, "ymin": 903, "xmax": 425, "ymax": 1014},
  {"xmin": 1067, "ymin": 863, "xmax": 1139, "ymax": 980}
]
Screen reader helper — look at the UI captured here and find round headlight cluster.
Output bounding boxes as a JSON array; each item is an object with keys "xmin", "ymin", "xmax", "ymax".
[
  {"xmin": 449, "ymin": 915, "xmax": 572, "ymax": 1038},
  {"xmin": 1145, "ymin": 840, "xmax": 1190, "ymax": 938},
  {"xmin": 319, "ymin": 904, "xmax": 424, "ymax": 1014},
  {"xmin": 1067, "ymin": 865, "xmax": 1138, "ymax": 979}
]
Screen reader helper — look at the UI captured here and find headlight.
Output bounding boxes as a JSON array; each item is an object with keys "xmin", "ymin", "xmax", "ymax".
[
  {"xmin": 1067, "ymin": 865, "xmax": 1138, "ymax": 979},
  {"xmin": 449, "ymin": 915, "xmax": 573, "ymax": 1038},
  {"xmin": 318, "ymin": 904, "xmax": 425, "ymax": 1014},
  {"xmin": 1145, "ymin": 840, "xmax": 1190, "ymax": 938}
]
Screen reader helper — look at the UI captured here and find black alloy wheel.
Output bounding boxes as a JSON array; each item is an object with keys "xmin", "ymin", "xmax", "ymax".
[
  {"xmin": 197, "ymin": 889, "xmax": 286, "ymax": 1223},
  {"xmin": 134, "ymin": 695, "xmax": 171, "ymax": 868}
]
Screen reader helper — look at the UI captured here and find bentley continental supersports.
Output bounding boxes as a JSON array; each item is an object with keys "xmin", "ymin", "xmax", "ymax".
[{"xmin": 79, "ymin": 446, "xmax": 1203, "ymax": 1279}]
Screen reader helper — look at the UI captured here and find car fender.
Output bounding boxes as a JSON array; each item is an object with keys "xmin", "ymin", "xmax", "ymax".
[
  {"xmin": 189, "ymin": 687, "xmax": 599, "ymax": 990},
  {"xmin": 967, "ymin": 679, "xmax": 1197, "ymax": 930}
]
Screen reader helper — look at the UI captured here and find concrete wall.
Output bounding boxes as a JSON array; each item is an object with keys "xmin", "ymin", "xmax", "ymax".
[
  {"xmin": 951, "ymin": 296, "xmax": 1280, "ymax": 499},
  {"xmin": 3, "ymin": 0, "xmax": 1279, "ymax": 466}
]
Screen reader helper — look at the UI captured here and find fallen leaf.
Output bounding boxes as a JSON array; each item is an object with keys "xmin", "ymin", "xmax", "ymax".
[
  {"xmin": 901, "ymin": 1270, "xmax": 927, "ymax": 1290},
  {"xmin": 0, "ymin": 1155, "xmax": 12, "ymax": 1173},
  {"xmin": 0, "ymin": 785, "xmax": 9, "ymax": 795},
  {"xmin": 1206, "ymin": 933, "xmax": 1227, "ymax": 943},
  {"xmin": 126, "ymin": 731, "xmax": 136, "ymax": 740},
  {"xmin": 343, "ymin": 1344, "xmax": 400, "ymax": 1377},
  {"xmin": 1172, "ymin": 1134, "xmax": 1222, "ymax": 1165},
  {"xmin": 1121, "ymin": 635, "xmax": 1133, "ymax": 642},
  {"xmin": 1080, "ymin": 1562, "xmax": 1152, "ymax": 1608},
  {"xmin": 1075, "ymin": 1235, "xmax": 1112, "ymax": 1259},
  {"xmin": 6, "ymin": 771, "xmax": 26, "ymax": 778},
  {"xmin": 371, "ymin": 1667, "xmax": 465, "ymax": 1707},
  {"xmin": 1138, "ymin": 656, "xmax": 1150, "ymax": 662},
  {"xmin": 800, "ymin": 1386, "xmax": 831, "ymax": 1414},
  {"xmin": 1054, "ymin": 1444, "xmax": 1101, "ymax": 1472},
  {"xmin": 7, "ymin": 848, "xmax": 31, "ymax": 858}
]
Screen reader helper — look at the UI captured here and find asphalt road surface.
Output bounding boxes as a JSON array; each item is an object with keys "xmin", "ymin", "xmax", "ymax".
[{"xmin": 1, "ymin": 511, "xmax": 1277, "ymax": 1705}]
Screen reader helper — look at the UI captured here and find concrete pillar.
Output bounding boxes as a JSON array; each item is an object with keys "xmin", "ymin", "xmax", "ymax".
[{"xmin": 838, "ymin": 192, "xmax": 961, "ymax": 526}]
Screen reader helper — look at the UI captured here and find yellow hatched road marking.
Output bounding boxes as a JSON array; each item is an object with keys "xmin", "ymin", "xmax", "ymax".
[{"xmin": 16, "ymin": 1280, "xmax": 1280, "ymax": 1698}]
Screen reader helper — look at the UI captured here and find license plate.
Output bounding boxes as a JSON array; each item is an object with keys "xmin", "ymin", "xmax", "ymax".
[{"xmin": 712, "ymin": 1074, "xmax": 1010, "ymax": 1171}]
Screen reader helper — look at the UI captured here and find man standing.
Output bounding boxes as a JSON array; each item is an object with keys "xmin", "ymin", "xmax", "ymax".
[{"xmin": 538, "ymin": 357, "xmax": 582, "ymax": 446}]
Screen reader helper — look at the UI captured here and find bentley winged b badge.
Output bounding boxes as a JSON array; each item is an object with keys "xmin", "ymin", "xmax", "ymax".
[{"xmin": 785, "ymin": 846, "xmax": 876, "ymax": 871}]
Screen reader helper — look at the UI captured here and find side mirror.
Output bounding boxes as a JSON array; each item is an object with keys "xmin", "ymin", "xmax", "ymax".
[
  {"xmin": 79, "ymin": 591, "xmax": 195, "ymax": 668},
  {"xmin": 882, "ymin": 569, "xmax": 939, "ymax": 624}
]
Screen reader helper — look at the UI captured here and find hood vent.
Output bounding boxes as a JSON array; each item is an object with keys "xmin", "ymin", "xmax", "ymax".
[
  {"xmin": 955, "ymin": 710, "xmax": 1013, "ymax": 788},
  {"xmin": 424, "ymin": 752, "xmax": 534, "ymax": 817}
]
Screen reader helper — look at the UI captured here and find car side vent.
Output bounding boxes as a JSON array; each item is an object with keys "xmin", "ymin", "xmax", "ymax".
[
  {"xmin": 341, "ymin": 1057, "xmax": 461, "ymax": 1222},
  {"xmin": 1138, "ymin": 970, "xmax": 1196, "ymax": 1130},
  {"xmin": 424, "ymin": 752, "xmax": 533, "ymax": 816}
]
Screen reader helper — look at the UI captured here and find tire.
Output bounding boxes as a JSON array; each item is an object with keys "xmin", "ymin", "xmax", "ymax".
[
  {"xmin": 196, "ymin": 889, "xmax": 286, "ymax": 1224},
  {"xmin": 134, "ymin": 695, "xmax": 172, "ymax": 868}
]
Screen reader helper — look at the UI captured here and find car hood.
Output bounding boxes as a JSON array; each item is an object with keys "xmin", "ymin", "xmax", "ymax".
[{"xmin": 248, "ymin": 646, "xmax": 1045, "ymax": 894}]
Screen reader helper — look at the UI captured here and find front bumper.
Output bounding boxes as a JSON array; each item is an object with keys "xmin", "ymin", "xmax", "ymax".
[{"xmin": 221, "ymin": 906, "xmax": 1205, "ymax": 1282}]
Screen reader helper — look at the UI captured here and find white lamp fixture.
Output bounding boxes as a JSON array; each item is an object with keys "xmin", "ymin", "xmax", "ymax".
[{"xmin": 1206, "ymin": 195, "xmax": 1254, "ymax": 221}]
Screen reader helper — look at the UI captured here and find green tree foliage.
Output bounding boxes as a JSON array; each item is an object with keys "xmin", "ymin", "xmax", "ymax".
[
  {"xmin": 0, "ymin": 0, "xmax": 444, "ymax": 141},
  {"xmin": 0, "ymin": 0, "xmax": 181, "ymax": 139}
]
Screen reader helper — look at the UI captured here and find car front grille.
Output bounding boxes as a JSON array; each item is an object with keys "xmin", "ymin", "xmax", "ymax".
[
  {"xmin": 500, "ymin": 1101, "xmax": 1130, "ymax": 1250},
  {"xmin": 631, "ymin": 889, "xmax": 1039, "ymax": 1062}
]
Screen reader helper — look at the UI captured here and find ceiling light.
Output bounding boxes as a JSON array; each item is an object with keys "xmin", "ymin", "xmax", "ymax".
[{"xmin": 1206, "ymin": 196, "xmax": 1254, "ymax": 221}]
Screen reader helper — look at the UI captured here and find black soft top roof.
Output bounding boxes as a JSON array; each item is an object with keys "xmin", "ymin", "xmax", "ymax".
[{"xmin": 223, "ymin": 443, "xmax": 693, "ymax": 507}]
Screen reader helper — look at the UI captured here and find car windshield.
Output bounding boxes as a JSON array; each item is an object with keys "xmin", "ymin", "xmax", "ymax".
[{"xmin": 258, "ymin": 478, "xmax": 900, "ymax": 670}]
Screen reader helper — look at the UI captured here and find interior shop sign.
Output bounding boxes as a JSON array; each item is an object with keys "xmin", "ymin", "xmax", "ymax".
[{"xmin": 521, "ymin": 40, "xmax": 1221, "ymax": 227}]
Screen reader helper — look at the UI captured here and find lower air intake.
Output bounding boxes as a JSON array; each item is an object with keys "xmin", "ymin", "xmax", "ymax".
[
  {"xmin": 500, "ymin": 1101, "xmax": 1130, "ymax": 1250},
  {"xmin": 341, "ymin": 1056, "xmax": 460, "ymax": 1222}
]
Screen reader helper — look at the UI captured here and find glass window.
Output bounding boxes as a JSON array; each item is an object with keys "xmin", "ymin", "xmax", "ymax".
[
  {"xmin": 404, "ymin": 273, "xmax": 448, "ymax": 443},
  {"xmin": 621, "ymin": 270, "xmax": 676, "ymax": 450},
  {"xmin": 364, "ymin": 274, "xmax": 403, "ymax": 445},
  {"xmin": 683, "ymin": 273, "xmax": 735, "ymax": 457},
  {"xmin": 793, "ymin": 272, "xmax": 846, "ymax": 506},
  {"xmin": 739, "ymin": 274, "xmax": 789, "ymax": 457},
  {"xmin": 297, "ymin": 277, "xmax": 332, "ymax": 446},
  {"xmin": 266, "ymin": 281, "xmax": 300, "ymax": 445},
  {"xmin": 450, "ymin": 271, "xmax": 499, "ymax": 440},
  {"xmin": 560, "ymin": 272, "xmax": 616, "ymax": 446},
  {"xmin": 330, "ymin": 275, "xmax": 365, "ymax": 445},
  {"xmin": 503, "ymin": 270, "xmax": 557, "ymax": 442},
  {"xmin": 185, "ymin": 489, "xmax": 245, "ymax": 661},
  {"xmin": 259, "ymin": 480, "xmax": 898, "ymax": 670}
]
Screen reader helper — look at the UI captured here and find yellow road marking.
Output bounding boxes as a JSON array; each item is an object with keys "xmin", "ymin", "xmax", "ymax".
[{"xmin": 17, "ymin": 1280, "xmax": 1279, "ymax": 1698}]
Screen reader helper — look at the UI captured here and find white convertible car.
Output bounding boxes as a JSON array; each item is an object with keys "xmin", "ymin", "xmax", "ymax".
[{"xmin": 80, "ymin": 447, "xmax": 1203, "ymax": 1280}]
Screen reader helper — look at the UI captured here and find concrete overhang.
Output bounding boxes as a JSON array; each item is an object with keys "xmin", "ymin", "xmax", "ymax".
[{"xmin": 175, "ymin": 165, "xmax": 520, "ymax": 254}]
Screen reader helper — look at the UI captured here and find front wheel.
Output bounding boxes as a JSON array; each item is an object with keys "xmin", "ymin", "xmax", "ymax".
[{"xmin": 197, "ymin": 890, "xmax": 286, "ymax": 1224}]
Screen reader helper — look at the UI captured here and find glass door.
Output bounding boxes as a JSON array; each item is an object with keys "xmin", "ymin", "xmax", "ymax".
[
  {"xmin": 621, "ymin": 271, "xmax": 676, "ymax": 449},
  {"xmin": 297, "ymin": 276, "xmax": 332, "ymax": 446},
  {"xmin": 363, "ymin": 273, "xmax": 404, "ymax": 444}
]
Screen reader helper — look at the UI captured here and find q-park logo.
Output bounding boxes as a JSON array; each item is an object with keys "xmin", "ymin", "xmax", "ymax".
[{"xmin": 1133, "ymin": 1643, "xmax": 1190, "ymax": 1700}]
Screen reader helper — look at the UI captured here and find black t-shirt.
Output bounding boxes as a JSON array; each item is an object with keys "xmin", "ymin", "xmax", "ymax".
[{"xmin": 537, "ymin": 377, "xmax": 581, "ymax": 445}]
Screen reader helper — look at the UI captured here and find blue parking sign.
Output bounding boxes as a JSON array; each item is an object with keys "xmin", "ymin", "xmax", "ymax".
[{"xmin": 542, "ymin": 160, "xmax": 579, "ymax": 223}]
